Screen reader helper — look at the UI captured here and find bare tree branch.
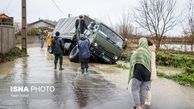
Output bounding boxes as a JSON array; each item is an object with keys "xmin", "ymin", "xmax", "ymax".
[
  {"xmin": 133, "ymin": 0, "xmax": 177, "ymax": 48},
  {"xmin": 115, "ymin": 10, "xmax": 134, "ymax": 39}
]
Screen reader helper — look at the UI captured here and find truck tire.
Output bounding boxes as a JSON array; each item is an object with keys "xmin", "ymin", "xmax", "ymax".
[
  {"xmin": 67, "ymin": 42, "xmax": 77, "ymax": 54},
  {"xmin": 69, "ymin": 45, "xmax": 79, "ymax": 62},
  {"xmin": 110, "ymin": 61, "xmax": 116, "ymax": 64}
]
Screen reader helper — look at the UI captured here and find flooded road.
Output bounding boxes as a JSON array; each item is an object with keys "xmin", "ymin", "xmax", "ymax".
[{"xmin": 0, "ymin": 47, "xmax": 194, "ymax": 109}]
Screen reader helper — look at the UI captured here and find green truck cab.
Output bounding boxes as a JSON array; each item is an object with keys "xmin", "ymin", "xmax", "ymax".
[
  {"xmin": 87, "ymin": 22, "xmax": 123, "ymax": 63},
  {"xmin": 53, "ymin": 16, "xmax": 124, "ymax": 64}
]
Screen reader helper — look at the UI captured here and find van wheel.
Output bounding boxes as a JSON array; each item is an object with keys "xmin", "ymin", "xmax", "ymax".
[
  {"xmin": 110, "ymin": 61, "xmax": 116, "ymax": 64},
  {"xmin": 69, "ymin": 45, "xmax": 79, "ymax": 62}
]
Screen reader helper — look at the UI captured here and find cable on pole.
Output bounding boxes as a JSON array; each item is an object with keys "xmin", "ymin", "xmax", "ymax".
[
  {"xmin": 49, "ymin": 0, "xmax": 66, "ymax": 16},
  {"xmin": 5, "ymin": 0, "xmax": 12, "ymax": 13}
]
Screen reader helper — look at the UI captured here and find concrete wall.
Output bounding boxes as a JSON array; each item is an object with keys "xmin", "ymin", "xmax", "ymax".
[
  {"xmin": 16, "ymin": 35, "xmax": 39, "ymax": 44},
  {"xmin": 0, "ymin": 25, "xmax": 15, "ymax": 54}
]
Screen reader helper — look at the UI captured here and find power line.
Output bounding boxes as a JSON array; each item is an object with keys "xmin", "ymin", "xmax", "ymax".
[
  {"xmin": 49, "ymin": 0, "xmax": 66, "ymax": 16},
  {"xmin": 5, "ymin": 0, "xmax": 12, "ymax": 13}
]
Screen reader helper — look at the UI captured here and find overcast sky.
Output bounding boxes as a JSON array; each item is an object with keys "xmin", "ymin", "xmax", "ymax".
[{"xmin": 0, "ymin": 0, "xmax": 190, "ymax": 36}]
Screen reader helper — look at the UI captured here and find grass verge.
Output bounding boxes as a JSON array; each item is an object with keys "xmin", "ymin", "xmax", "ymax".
[
  {"xmin": 157, "ymin": 72, "xmax": 194, "ymax": 87},
  {"xmin": 115, "ymin": 63, "xmax": 129, "ymax": 69}
]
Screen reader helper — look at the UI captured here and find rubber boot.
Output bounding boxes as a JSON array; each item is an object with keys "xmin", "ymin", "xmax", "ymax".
[
  {"xmin": 59, "ymin": 65, "xmax": 64, "ymax": 70},
  {"xmin": 85, "ymin": 68, "xmax": 88, "ymax": 75},
  {"xmin": 81, "ymin": 69, "xmax": 84, "ymax": 74},
  {"xmin": 86, "ymin": 68, "xmax": 88, "ymax": 73},
  {"xmin": 54, "ymin": 64, "xmax": 57, "ymax": 70}
]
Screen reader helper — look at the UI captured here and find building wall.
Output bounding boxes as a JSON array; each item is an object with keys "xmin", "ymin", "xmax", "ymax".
[
  {"xmin": 16, "ymin": 35, "xmax": 39, "ymax": 44},
  {"xmin": 0, "ymin": 25, "xmax": 15, "ymax": 54}
]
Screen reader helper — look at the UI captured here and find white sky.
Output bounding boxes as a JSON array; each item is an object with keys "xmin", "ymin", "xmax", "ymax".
[{"xmin": 0, "ymin": 0, "xmax": 190, "ymax": 36}]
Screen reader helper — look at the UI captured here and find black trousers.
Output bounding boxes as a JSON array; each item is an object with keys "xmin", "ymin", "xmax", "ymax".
[
  {"xmin": 54, "ymin": 54, "xmax": 63, "ymax": 66},
  {"xmin": 133, "ymin": 64, "xmax": 151, "ymax": 81},
  {"xmin": 80, "ymin": 59, "xmax": 89, "ymax": 69}
]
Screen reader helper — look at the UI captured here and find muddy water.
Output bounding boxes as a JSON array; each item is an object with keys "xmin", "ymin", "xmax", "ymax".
[
  {"xmin": 152, "ymin": 78, "xmax": 194, "ymax": 109},
  {"xmin": 0, "ymin": 47, "xmax": 194, "ymax": 109},
  {"xmin": 92, "ymin": 63, "xmax": 194, "ymax": 109}
]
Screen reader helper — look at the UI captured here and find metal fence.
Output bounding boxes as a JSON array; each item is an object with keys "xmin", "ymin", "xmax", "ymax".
[
  {"xmin": 0, "ymin": 22, "xmax": 14, "ymax": 26},
  {"xmin": 0, "ymin": 25, "xmax": 15, "ymax": 54}
]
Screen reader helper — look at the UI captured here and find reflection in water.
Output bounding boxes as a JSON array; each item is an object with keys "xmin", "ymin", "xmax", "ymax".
[
  {"xmin": 161, "ymin": 44, "xmax": 194, "ymax": 52},
  {"xmin": 0, "ymin": 61, "xmax": 15, "ymax": 79},
  {"xmin": 72, "ymin": 70, "xmax": 119, "ymax": 108},
  {"xmin": 0, "ymin": 47, "xmax": 194, "ymax": 109},
  {"xmin": 52, "ymin": 70, "xmax": 65, "ymax": 107},
  {"xmin": 73, "ymin": 82, "xmax": 89, "ymax": 108},
  {"xmin": 21, "ymin": 57, "xmax": 30, "ymax": 109},
  {"xmin": 47, "ymin": 53, "xmax": 54, "ymax": 61}
]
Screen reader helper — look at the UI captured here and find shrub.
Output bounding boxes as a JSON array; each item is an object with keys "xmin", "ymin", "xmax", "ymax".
[
  {"xmin": 156, "ymin": 50, "xmax": 194, "ymax": 76},
  {"xmin": 120, "ymin": 48, "xmax": 132, "ymax": 61},
  {"xmin": 0, "ymin": 47, "xmax": 27, "ymax": 63},
  {"xmin": 115, "ymin": 63, "xmax": 129, "ymax": 69},
  {"xmin": 156, "ymin": 50, "xmax": 194, "ymax": 69},
  {"xmin": 184, "ymin": 67, "xmax": 194, "ymax": 74},
  {"xmin": 27, "ymin": 28, "xmax": 41, "ymax": 36}
]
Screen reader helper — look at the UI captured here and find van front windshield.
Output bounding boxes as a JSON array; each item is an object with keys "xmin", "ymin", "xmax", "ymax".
[{"xmin": 98, "ymin": 24, "xmax": 123, "ymax": 48}]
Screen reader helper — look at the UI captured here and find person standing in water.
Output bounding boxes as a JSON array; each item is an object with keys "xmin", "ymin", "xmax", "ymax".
[
  {"xmin": 51, "ymin": 31, "xmax": 65, "ymax": 70},
  {"xmin": 144, "ymin": 39, "xmax": 157, "ymax": 108},
  {"xmin": 128, "ymin": 38, "xmax": 152, "ymax": 109},
  {"xmin": 78, "ymin": 34, "xmax": 90, "ymax": 75}
]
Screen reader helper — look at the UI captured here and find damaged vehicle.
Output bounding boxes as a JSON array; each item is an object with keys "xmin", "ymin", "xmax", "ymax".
[{"xmin": 53, "ymin": 15, "xmax": 124, "ymax": 64}]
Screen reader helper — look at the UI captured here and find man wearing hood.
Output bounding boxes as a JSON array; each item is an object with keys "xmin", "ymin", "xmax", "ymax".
[
  {"xmin": 128, "ymin": 38, "xmax": 152, "ymax": 109},
  {"xmin": 51, "ymin": 31, "xmax": 64, "ymax": 70},
  {"xmin": 78, "ymin": 34, "xmax": 90, "ymax": 74}
]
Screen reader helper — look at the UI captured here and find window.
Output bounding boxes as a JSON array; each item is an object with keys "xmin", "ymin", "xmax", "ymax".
[{"xmin": 99, "ymin": 24, "xmax": 123, "ymax": 48}]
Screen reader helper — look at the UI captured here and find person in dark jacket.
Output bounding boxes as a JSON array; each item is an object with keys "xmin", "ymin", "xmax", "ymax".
[
  {"xmin": 51, "ymin": 31, "xmax": 64, "ymax": 70},
  {"xmin": 78, "ymin": 34, "xmax": 90, "ymax": 74},
  {"xmin": 75, "ymin": 15, "xmax": 88, "ymax": 41}
]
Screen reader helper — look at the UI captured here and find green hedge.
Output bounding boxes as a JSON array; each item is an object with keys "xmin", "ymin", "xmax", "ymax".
[
  {"xmin": 120, "ymin": 49, "xmax": 194, "ymax": 73},
  {"xmin": 121, "ymin": 49, "xmax": 194, "ymax": 87},
  {"xmin": 156, "ymin": 50, "xmax": 194, "ymax": 70},
  {"xmin": 119, "ymin": 48, "xmax": 132, "ymax": 61}
]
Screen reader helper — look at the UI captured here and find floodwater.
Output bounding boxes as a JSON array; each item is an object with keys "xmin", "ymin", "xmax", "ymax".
[
  {"xmin": 0, "ymin": 47, "xmax": 194, "ymax": 109},
  {"xmin": 161, "ymin": 44, "xmax": 194, "ymax": 52}
]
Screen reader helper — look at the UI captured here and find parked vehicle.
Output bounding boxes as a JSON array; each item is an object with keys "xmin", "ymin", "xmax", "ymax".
[{"xmin": 53, "ymin": 15, "xmax": 124, "ymax": 64}]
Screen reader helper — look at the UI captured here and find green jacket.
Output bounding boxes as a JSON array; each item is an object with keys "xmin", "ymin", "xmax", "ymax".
[{"xmin": 128, "ymin": 38, "xmax": 152, "ymax": 83}]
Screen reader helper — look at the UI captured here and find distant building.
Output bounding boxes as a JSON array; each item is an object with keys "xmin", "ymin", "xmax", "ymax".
[
  {"xmin": 0, "ymin": 13, "xmax": 13, "ymax": 26},
  {"xmin": 28, "ymin": 19, "xmax": 57, "ymax": 32},
  {"xmin": 0, "ymin": 13, "xmax": 9, "ymax": 19}
]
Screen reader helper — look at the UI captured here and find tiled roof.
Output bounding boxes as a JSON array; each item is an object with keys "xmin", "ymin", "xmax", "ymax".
[
  {"xmin": 0, "ymin": 13, "xmax": 10, "ymax": 19},
  {"xmin": 28, "ymin": 19, "xmax": 57, "ymax": 27}
]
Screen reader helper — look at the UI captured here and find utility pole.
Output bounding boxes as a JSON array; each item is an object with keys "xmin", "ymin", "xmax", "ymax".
[{"xmin": 21, "ymin": 0, "xmax": 27, "ymax": 54}]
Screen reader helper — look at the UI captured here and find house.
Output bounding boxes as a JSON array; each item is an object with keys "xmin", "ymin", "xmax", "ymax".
[
  {"xmin": 0, "ymin": 13, "xmax": 13, "ymax": 26},
  {"xmin": 0, "ymin": 13, "xmax": 9, "ymax": 19},
  {"xmin": 28, "ymin": 19, "xmax": 57, "ymax": 32}
]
